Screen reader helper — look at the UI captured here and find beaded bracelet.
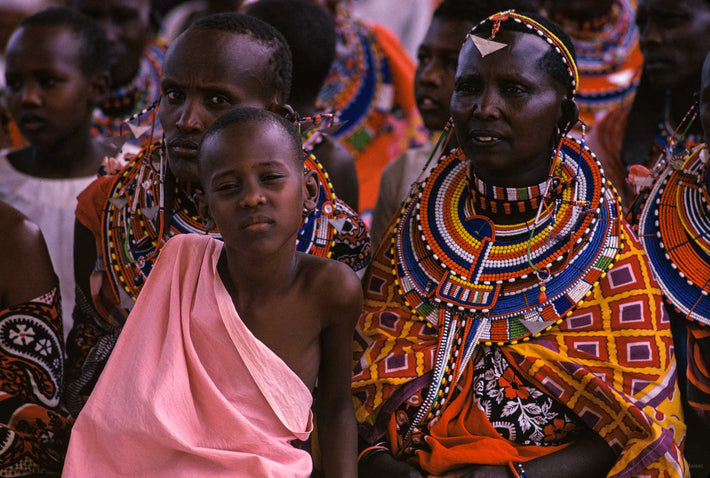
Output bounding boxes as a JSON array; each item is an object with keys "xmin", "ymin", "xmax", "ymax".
[
  {"xmin": 508, "ymin": 461, "xmax": 529, "ymax": 478},
  {"xmin": 357, "ymin": 442, "xmax": 390, "ymax": 463}
]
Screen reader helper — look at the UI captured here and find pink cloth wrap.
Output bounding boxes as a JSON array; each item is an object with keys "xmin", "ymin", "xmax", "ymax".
[{"xmin": 63, "ymin": 234, "xmax": 314, "ymax": 477}]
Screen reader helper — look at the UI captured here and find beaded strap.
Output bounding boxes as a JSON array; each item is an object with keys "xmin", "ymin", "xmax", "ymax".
[{"xmin": 477, "ymin": 10, "xmax": 579, "ymax": 95}]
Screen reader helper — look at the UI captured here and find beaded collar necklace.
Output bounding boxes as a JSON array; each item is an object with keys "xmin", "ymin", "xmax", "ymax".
[
  {"xmin": 102, "ymin": 141, "xmax": 342, "ymax": 307},
  {"xmin": 548, "ymin": 0, "xmax": 634, "ymax": 69},
  {"xmin": 469, "ymin": 174, "xmax": 548, "ymax": 215},
  {"xmin": 392, "ymin": 137, "xmax": 623, "ymax": 439},
  {"xmin": 93, "ymin": 42, "xmax": 164, "ymax": 141},
  {"xmin": 638, "ymin": 145, "xmax": 710, "ymax": 326},
  {"xmin": 392, "ymin": 136, "xmax": 621, "ymax": 340}
]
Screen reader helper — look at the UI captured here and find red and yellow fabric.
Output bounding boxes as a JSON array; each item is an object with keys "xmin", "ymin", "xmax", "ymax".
[
  {"xmin": 687, "ymin": 323, "xmax": 710, "ymax": 419},
  {"xmin": 354, "ymin": 223, "xmax": 687, "ymax": 477}
]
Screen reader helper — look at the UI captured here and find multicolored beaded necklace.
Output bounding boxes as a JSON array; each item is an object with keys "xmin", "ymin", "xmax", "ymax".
[
  {"xmin": 102, "ymin": 141, "xmax": 344, "ymax": 307},
  {"xmin": 547, "ymin": 0, "xmax": 641, "ymax": 123},
  {"xmin": 92, "ymin": 41, "xmax": 165, "ymax": 141},
  {"xmin": 638, "ymin": 145, "xmax": 710, "ymax": 326},
  {"xmin": 315, "ymin": 9, "xmax": 392, "ymax": 155},
  {"xmin": 391, "ymin": 137, "xmax": 623, "ymax": 437},
  {"xmin": 469, "ymin": 174, "xmax": 547, "ymax": 216}
]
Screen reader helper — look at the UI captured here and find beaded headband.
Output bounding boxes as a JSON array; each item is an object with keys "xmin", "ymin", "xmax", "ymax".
[{"xmin": 470, "ymin": 10, "xmax": 579, "ymax": 97}]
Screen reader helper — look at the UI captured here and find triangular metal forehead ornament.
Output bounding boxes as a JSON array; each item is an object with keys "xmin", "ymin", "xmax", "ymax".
[{"xmin": 468, "ymin": 34, "xmax": 507, "ymax": 57}]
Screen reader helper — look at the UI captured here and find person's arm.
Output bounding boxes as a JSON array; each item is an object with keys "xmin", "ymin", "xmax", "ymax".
[
  {"xmin": 316, "ymin": 262, "xmax": 363, "ymax": 478},
  {"xmin": 424, "ymin": 427, "xmax": 616, "ymax": 478},
  {"xmin": 0, "ymin": 206, "xmax": 56, "ymax": 310}
]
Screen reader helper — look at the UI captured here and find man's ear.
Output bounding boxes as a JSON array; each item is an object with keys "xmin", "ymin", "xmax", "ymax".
[
  {"xmin": 559, "ymin": 98, "xmax": 579, "ymax": 135},
  {"xmin": 194, "ymin": 192, "xmax": 217, "ymax": 231},
  {"xmin": 267, "ymin": 103, "xmax": 298, "ymax": 123},
  {"xmin": 88, "ymin": 71, "xmax": 111, "ymax": 108},
  {"xmin": 303, "ymin": 169, "xmax": 319, "ymax": 212}
]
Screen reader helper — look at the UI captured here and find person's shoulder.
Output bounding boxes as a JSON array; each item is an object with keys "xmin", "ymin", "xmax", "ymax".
[
  {"xmin": 0, "ymin": 201, "xmax": 55, "ymax": 307},
  {"xmin": 299, "ymin": 254, "xmax": 363, "ymax": 311},
  {"xmin": 0, "ymin": 201, "xmax": 43, "ymax": 250}
]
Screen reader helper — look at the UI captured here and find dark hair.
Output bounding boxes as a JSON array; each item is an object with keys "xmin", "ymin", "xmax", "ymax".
[
  {"xmin": 434, "ymin": 0, "xmax": 540, "ymax": 24},
  {"xmin": 18, "ymin": 7, "xmax": 111, "ymax": 76},
  {"xmin": 471, "ymin": 11, "xmax": 577, "ymax": 98},
  {"xmin": 246, "ymin": 0, "xmax": 335, "ymax": 109},
  {"xmin": 190, "ymin": 13, "xmax": 293, "ymax": 103},
  {"xmin": 199, "ymin": 107, "xmax": 303, "ymax": 175}
]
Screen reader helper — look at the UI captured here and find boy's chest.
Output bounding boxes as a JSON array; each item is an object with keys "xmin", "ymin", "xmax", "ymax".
[{"xmin": 240, "ymin": 300, "xmax": 322, "ymax": 390}]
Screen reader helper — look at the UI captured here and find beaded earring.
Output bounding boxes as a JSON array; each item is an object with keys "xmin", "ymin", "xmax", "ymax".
[
  {"xmin": 121, "ymin": 97, "xmax": 160, "ymax": 144},
  {"xmin": 526, "ymin": 118, "xmax": 590, "ymax": 306},
  {"xmin": 627, "ymin": 99, "xmax": 699, "ymax": 193}
]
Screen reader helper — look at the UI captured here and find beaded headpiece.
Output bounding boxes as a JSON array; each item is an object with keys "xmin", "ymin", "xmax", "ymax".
[{"xmin": 471, "ymin": 10, "xmax": 579, "ymax": 97}]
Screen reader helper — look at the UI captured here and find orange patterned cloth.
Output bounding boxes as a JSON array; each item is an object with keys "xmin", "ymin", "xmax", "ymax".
[
  {"xmin": 0, "ymin": 288, "xmax": 73, "ymax": 475},
  {"xmin": 354, "ymin": 218, "xmax": 687, "ymax": 477}
]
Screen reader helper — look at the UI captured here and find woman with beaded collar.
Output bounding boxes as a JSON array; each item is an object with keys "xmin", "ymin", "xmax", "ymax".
[
  {"xmin": 636, "ymin": 51, "xmax": 710, "ymax": 477},
  {"xmin": 354, "ymin": 11, "xmax": 686, "ymax": 478},
  {"xmin": 542, "ymin": 0, "xmax": 643, "ymax": 130}
]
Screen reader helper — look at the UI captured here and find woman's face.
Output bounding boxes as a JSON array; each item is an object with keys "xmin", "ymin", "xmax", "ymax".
[
  {"xmin": 636, "ymin": 0, "xmax": 710, "ymax": 91},
  {"xmin": 450, "ymin": 29, "xmax": 569, "ymax": 187}
]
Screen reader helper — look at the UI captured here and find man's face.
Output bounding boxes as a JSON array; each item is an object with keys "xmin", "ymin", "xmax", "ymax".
[
  {"xmin": 72, "ymin": 0, "xmax": 151, "ymax": 88},
  {"xmin": 159, "ymin": 30, "xmax": 276, "ymax": 183},
  {"xmin": 414, "ymin": 17, "xmax": 473, "ymax": 131},
  {"xmin": 636, "ymin": 0, "xmax": 710, "ymax": 91}
]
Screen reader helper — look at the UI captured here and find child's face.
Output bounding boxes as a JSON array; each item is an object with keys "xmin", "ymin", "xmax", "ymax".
[
  {"xmin": 5, "ymin": 26, "xmax": 99, "ymax": 147},
  {"xmin": 72, "ymin": 0, "xmax": 151, "ymax": 88},
  {"xmin": 159, "ymin": 30, "xmax": 277, "ymax": 184},
  {"xmin": 414, "ymin": 17, "xmax": 473, "ymax": 131},
  {"xmin": 198, "ymin": 122, "xmax": 317, "ymax": 258}
]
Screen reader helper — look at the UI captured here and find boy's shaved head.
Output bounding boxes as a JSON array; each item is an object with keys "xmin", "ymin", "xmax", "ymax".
[
  {"xmin": 17, "ymin": 7, "xmax": 110, "ymax": 76},
  {"xmin": 189, "ymin": 13, "xmax": 293, "ymax": 103},
  {"xmin": 198, "ymin": 107, "xmax": 303, "ymax": 181}
]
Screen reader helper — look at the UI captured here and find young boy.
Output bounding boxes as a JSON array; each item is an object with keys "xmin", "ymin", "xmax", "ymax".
[
  {"xmin": 1, "ymin": 7, "xmax": 113, "ymax": 335},
  {"xmin": 63, "ymin": 107, "xmax": 361, "ymax": 478},
  {"xmin": 246, "ymin": 0, "xmax": 360, "ymax": 211}
]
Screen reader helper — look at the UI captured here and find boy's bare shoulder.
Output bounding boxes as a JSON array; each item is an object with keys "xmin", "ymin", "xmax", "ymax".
[{"xmin": 297, "ymin": 254, "xmax": 363, "ymax": 321}]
